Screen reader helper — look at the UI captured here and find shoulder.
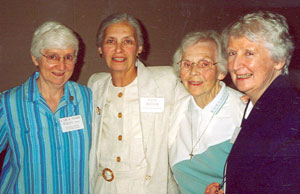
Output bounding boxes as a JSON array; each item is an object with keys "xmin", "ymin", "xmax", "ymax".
[
  {"xmin": 146, "ymin": 66, "xmax": 177, "ymax": 80},
  {"xmin": 87, "ymin": 72, "xmax": 110, "ymax": 88}
]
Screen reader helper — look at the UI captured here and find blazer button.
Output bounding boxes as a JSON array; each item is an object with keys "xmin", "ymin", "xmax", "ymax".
[
  {"xmin": 118, "ymin": 135, "xmax": 122, "ymax": 141},
  {"xmin": 118, "ymin": 112, "xmax": 122, "ymax": 118},
  {"xmin": 145, "ymin": 175, "xmax": 151, "ymax": 181}
]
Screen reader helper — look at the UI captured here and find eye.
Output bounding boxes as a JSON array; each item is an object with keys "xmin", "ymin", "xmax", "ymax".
[
  {"xmin": 105, "ymin": 39, "xmax": 115, "ymax": 44},
  {"xmin": 65, "ymin": 54, "xmax": 74, "ymax": 61},
  {"xmin": 182, "ymin": 61, "xmax": 192, "ymax": 68},
  {"xmin": 200, "ymin": 60, "xmax": 211, "ymax": 67},
  {"xmin": 48, "ymin": 54, "xmax": 60, "ymax": 61},
  {"xmin": 124, "ymin": 39, "xmax": 134, "ymax": 45},
  {"xmin": 228, "ymin": 51, "xmax": 236, "ymax": 56},
  {"xmin": 245, "ymin": 51, "xmax": 254, "ymax": 56}
]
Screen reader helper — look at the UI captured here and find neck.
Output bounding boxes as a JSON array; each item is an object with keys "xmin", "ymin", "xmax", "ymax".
[
  {"xmin": 111, "ymin": 67, "xmax": 137, "ymax": 87},
  {"xmin": 193, "ymin": 81, "xmax": 222, "ymax": 109},
  {"xmin": 249, "ymin": 73, "xmax": 281, "ymax": 105},
  {"xmin": 37, "ymin": 79, "xmax": 64, "ymax": 112}
]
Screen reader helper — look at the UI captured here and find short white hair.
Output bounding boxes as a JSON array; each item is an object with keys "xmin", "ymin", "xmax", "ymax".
[
  {"xmin": 222, "ymin": 11, "xmax": 294, "ymax": 75},
  {"xmin": 30, "ymin": 21, "xmax": 79, "ymax": 59},
  {"xmin": 172, "ymin": 30, "xmax": 227, "ymax": 77}
]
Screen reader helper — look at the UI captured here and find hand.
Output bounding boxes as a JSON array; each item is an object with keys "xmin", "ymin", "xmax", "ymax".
[
  {"xmin": 204, "ymin": 182, "xmax": 224, "ymax": 194},
  {"xmin": 240, "ymin": 95, "xmax": 249, "ymax": 104}
]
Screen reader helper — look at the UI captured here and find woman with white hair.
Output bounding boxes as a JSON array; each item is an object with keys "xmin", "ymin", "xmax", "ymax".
[
  {"xmin": 206, "ymin": 11, "xmax": 300, "ymax": 194},
  {"xmin": 168, "ymin": 30, "xmax": 245, "ymax": 194},
  {"xmin": 88, "ymin": 13, "xmax": 185, "ymax": 194},
  {"xmin": 223, "ymin": 11, "xmax": 300, "ymax": 194},
  {"xmin": 0, "ymin": 21, "xmax": 92, "ymax": 194}
]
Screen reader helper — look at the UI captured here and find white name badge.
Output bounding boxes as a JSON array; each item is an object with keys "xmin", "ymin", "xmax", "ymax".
[
  {"xmin": 140, "ymin": 97, "xmax": 164, "ymax": 113},
  {"xmin": 59, "ymin": 115, "xmax": 84, "ymax": 133}
]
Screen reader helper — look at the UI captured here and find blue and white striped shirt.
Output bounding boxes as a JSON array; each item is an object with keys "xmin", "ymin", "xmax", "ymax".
[{"xmin": 0, "ymin": 72, "xmax": 92, "ymax": 194}]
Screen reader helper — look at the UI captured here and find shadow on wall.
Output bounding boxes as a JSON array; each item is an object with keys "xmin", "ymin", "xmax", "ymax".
[{"xmin": 70, "ymin": 32, "xmax": 85, "ymax": 82}]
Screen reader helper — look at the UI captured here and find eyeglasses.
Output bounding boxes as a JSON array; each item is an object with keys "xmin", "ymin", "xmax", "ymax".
[
  {"xmin": 178, "ymin": 59, "xmax": 218, "ymax": 71},
  {"xmin": 40, "ymin": 53, "xmax": 75, "ymax": 65}
]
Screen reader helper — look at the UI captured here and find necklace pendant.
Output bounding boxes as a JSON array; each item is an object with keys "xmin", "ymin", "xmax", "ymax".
[{"xmin": 189, "ymin": 153, "xmax": 194, "ymax": 160}]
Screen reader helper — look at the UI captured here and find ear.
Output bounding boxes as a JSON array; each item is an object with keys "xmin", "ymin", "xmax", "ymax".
[
  {"xmin": 217, "ymin": 72, "xmax": 226, "ymax": 81},
  {"xmin": 31, "ymin": 55, "xmax": 39, "ymax": 67},
  {"xmin": 98, "ymin": 47, "xmax": 103, "ymax": 55},
  {"xmin": 274, "ymin": 60, "xmax": 286, "ymax": 71},
  {"xmin": 137, "ymin": 45, "xmax": 143, "ymax": 55}
]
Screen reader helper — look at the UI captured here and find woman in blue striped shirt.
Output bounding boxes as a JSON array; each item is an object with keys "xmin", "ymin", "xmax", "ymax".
[{"xmin": 0, "ymin": 21, "xmax": 92, "ymax": 194}]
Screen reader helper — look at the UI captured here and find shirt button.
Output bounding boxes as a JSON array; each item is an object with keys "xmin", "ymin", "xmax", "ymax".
[
  {"xmin": 69, "ymin": 96, "xmax": 74, "ymax": 101},
  {"xmin": 145, "ymin": 175, "xmax": 151, "ymax": 181},
  {"xmin": 116, "ymin": 156, "xmax": 121, "ymax": 162},
  {"xmin": 118, "ymin": 92, "xmax": 123, "ymax": 98},
  {"xmin": 118, "ymin": 135, "xmax": 122, "ymax": 141},
  {"xmin": 118, "ymin": 112, "xmax": 122, "ymax": 118}
]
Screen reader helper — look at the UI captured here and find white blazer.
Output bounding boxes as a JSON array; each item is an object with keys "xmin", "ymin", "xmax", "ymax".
[{"xmin": 88, "ymin": 60, "xmax": 187, "ymax": 194}]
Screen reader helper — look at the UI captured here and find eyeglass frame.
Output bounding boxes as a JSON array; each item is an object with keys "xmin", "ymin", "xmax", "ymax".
[
  {"xmin": 177, "ymin": 59, "xmax": 218, "ymax": 71},
  {"xmin": 40, "ymin": 52, "xmax": 76, "ymax": 64}
]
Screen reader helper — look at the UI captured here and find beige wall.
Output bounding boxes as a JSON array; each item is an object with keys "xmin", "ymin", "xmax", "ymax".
[{"xmin": 1, "ymin": 0, "xmax": 300, "ymax": 92}]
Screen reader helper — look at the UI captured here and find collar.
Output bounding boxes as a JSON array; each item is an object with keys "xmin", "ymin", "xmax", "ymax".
[
  {"xmin": 25, "ymin": 72, "xmax": 77, "ymax": 105},
  {"xmin": 188, "ymin": 81, "xmax": 229, "ymax": 115}
]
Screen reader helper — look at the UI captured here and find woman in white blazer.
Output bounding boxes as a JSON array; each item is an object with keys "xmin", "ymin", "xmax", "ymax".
[{"xmin": 88, "ymin": 13, "xmax": 187, "ymax": 194}]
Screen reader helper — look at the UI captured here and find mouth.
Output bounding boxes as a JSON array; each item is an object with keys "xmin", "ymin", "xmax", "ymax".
[
  {"xmin": 237, "ymin": 73, "xmax": 252, "ymax": 79},
  {"xmin": 112, "ymin": 57, "xmax": 126, "ymax": 62},
  {"xmin": 188, "ymin": 81, "xmax": 203, "ymax": 86},
  {"xmin": 53, "ymin": 72, "xmax": 65, "ymax": 77}
]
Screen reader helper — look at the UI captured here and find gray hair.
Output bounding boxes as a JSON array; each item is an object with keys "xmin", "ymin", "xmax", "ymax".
[
  {"xmin": 30, "ymin": 21, "xmax": 79, "ymax": 59},
  {"xmin": 222, "ymin": 10, "xmax": 294, "ymax": 75},
  {"xmin": 96, "ymin": 13, "xmax": 144, "ymax": 48},
  {"xmin": 172, "ymin": 30, "xmax": 227, "ymax": 77}
]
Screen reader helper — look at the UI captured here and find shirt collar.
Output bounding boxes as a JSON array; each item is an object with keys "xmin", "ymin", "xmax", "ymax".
[
  {"xmin": 25, "ymin": 72, "xmax": 77, "ymax": 105},
  {"xmin": 188, "ymin": 81, "xmax": 229, "ymax": 115}
]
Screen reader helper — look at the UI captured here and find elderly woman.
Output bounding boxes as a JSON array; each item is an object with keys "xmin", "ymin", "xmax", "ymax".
[
  {"xmin": 88, "ymin": 13, "xmax": 185, "ymax": 194},
  {"xmin": 168, "ymin": 30, "xmax": 245, "ymax": 194},
  {"xmin": 219, "ymin": 11, "xmax": 300, "ymax": 194},
  {"xmin": 0, "ymin": 21, "xmax": 92, "ymax": 194}
]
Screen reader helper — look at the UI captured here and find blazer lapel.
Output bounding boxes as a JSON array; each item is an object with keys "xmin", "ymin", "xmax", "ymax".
[{"xmin": 137, "ymin": 60, "xmax": 161, "ymax": 155}]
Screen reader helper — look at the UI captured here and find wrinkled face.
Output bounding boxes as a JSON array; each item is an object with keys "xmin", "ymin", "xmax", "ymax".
[
  {"xmin": 32, "ymin": 48, "xmax": 75, "ymax": 89},
  {"xmin": 99, "ymin": 22, "xmax": 142, "ymax": 74},
  {"xmin": 227, "ymin": 36, "xmax": 284, "ymax": 101},
  {"xmin": 180, "ymin": 40, "xmax": 224, "ymax": 98}
]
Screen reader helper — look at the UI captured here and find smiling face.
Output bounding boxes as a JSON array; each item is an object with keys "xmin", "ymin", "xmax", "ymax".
[
  {"xmin": 32, "ymin": 48, "xmax": 75, "ymax": 90},
  {"xmin": 99, "ymin": 22, "xmax": 143, "ymax": 75},
  {"xmin": 180, "ymin": 40, "xmax": 225, "ymax": 108},
  {"xmin": 227, "ymin": 36, "xmax": 284, "ymax": 103}
]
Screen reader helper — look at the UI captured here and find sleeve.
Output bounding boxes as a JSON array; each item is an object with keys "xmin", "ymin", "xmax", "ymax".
[{"xmin": 0, "ymin": 93, "xmax": 8, "ymax": 152}]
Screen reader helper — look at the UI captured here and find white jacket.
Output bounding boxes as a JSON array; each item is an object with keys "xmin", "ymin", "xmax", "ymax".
[{"xmin": 88, "ymin": 60, "xmax": 187, "ymax": 194}]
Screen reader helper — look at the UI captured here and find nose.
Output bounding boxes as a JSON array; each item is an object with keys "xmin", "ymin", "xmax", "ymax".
[
  {"xmin": 190, "ymin": 63, "xmax": 200, "ymax": 75},
  {"xmin": 115, "ymin": 42, "xmax": 123, "ymax": 53},
  {"xmin": 229, "ymin": 53, "xmax": 244, "ymax": 72},
  {"xmin": 56, "ymin": 58, "xmax": 66, "ymax": 71}
]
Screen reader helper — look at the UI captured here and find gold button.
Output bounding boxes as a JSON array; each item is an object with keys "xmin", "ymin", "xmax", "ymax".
[
  {"xmin": 145, "ymin": 175, "xmax": 151, "ymax": 181},
  {"xmin": 118, "ymin": 112, "xmax": 122, "ymax": 118},
  {"xmin": 118, "ymin": 135, "xmax": 122, "ymax": 141},
  {"xmin": 96, "ymin": 107, "xmax": 101, "ymax": 115},
  {"xmin": 69, "ymin": 96, "xmax": 74, "ymax": 101},
  {"xmin": 118, "ymin": 92, "xmax": 123, "ymax": 98},
  {"xmin": 116, "ymin": 156, "xmax": 121, "ymax": 162}
]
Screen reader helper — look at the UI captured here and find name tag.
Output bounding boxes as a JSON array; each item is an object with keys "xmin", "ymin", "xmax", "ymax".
[
  {"xmin": 59, "ymin": 115, "xmax": 84, "ymax": 133},
  {"xmin": 140, "ymin": 97, "xmax": 164, "ymax": 112}
]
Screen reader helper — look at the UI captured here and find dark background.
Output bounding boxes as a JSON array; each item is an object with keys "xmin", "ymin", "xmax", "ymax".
[{"xmin": 1, "ymin": 0, "xmax": 300, "ymax": 174}]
